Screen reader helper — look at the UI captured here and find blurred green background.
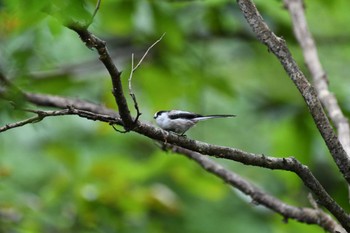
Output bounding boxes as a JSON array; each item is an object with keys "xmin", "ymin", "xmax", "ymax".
[{"xmin": 1, "ymin": 0, "xmax": 350, "ymax": 232}]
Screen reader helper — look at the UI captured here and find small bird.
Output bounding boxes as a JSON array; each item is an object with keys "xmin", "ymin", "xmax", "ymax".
[{"xmin": 154, "ymin": 110, "xmax": 236, "ymax": 135}]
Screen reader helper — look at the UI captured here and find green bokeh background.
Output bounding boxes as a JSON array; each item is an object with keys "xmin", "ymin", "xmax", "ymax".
[{"xmin": 1, "ymin": 0, "xmax": 350, "ymax": 232}]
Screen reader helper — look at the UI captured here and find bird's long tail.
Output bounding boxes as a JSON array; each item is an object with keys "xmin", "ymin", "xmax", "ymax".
[{"xmin": 196, "ymin": 114, "xmax": 236, "ymax": 121}]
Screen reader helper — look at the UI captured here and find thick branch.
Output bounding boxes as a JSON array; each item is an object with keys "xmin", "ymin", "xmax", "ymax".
[
  {"xmin": 1, "ymin": 104, "xmax": 344, "ymax": 232},
  {"xmin": 236, "ymin": 0, "xmax": 350, "ymax": 186},
  {"xmin": 284, "ymin": 0, "xmax": 350, "ymax": 157},
  {"xmin": 2, "ymin": 7, "xmax": 348, "ymax": 228},
  {"xmin": 67, "ymin": 24, "xmax": 134, "ymax": 130},
  {"xmin": 135, "ymin": 123, "xmax": 350, "ymax": 231},
  {"xmin": 173, "ymin": 147, "xmax": 345, "ymax": 233},
  {"xmin": 1, "ymin": 102, "xmax": 346, "ymax": 232},
  {"xmin": 9, "ymin": 93, "xmax": 348, "ymax": 230}
]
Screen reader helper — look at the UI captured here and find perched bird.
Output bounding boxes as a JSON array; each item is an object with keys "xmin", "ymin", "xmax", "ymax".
[{"xmin": 154, "ymin": 110, "xmax": 236, "ymax": 135}]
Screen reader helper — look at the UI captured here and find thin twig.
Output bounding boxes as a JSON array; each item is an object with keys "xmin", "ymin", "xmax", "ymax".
[
  {"xmin": 0, "ymin": 109, "xmax": 70, "ymax": 132},
  {"xmin": 91, "ymin": 0, "xmax": 101, "ymax": 22},
  {"xmin": 128, "ymin": 53, "xmax": 142, "ymax": 124},
  {"xmin": 130, "ymin": 33, "xmax": 166, "ymax": 74},
  {"xmin": 127, "ymin": 33, "xmax": 166, "ymax": 123},
  {"xmin": 128, "ymin": 33, "xmax": 166, "ymax": 90},
  {"xmin": 87, "ymin": 0, "xmax": 101, "ymax": 27},
  {"xmin": 0, "ymin": 107, "xmax": 119, "ymax": 133},
  {"xmin": 0, "ymin": 115, "xmax": 45, "ymax": 132}
]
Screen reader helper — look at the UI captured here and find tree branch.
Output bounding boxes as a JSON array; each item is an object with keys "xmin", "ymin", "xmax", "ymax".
[
  {"xmin": 173, "ymin": 147, "xmax": 345, "ymax": 233},
  {"xmin": 24, "ymin": 92, "xmax": 119, "ymax": 117},
  {"xmin": 67, "ymin": 24, "xmax": 135, "ymax": 131},
  {"xmin": 1, "ymin": 3, "xmax": 348, "ymax": 230},
  {"xmin": 0, "ymin": 108, "xmax": 119, "ymax": 133},
  {"xmin": 236, "ymin": 0, "xmax": 350, "ymax": 186},
  {"xmin": 283, "ymin": 0, "xmax": 350, "ymax": 158},
  {"xmin": 0, "ymin": 114, "xmax": 45, "ymax": 132},
  {"xmin": 135, "ymin": 123, "xmax": 350, "ymax": 231},
  {"xmin": 1, "ymin": 101, "xmax": 346, "ymax": 232},
  {"xmin": 4, "ymin": 92, "xmax": 346, "ymax": 230}
]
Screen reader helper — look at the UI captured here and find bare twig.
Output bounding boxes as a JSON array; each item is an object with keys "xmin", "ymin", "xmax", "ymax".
[
  {"xmin": 283, "ymin": 0, "xmax": 350, "ymax": 159},
  {"xmin": 85, "ymin": 0, "xmax": 101, "ymax": 28},
  {"xmin": 0, "ymin": 115, "xmax": 45, "ymax": 132},
  {"xmin": 128, "ymin": 53, "xmax": 142, "ymax": 125},
  {"xmin": 91, "ymin": 0, "xmax": 101, "ymax": 23},
  {"xmin": 0, "ymin": 107, "xmax": 119, "ymax": 133},
  {"xmin": 127, "ymin": 33, "xmax": 166, "ymax": 124},
  {"xmin": 129, "ymin": 33, "xmax": 166, "ymax": 74},
  {"xmin": 236, "ymin": 0, "xmax": 350, "ymax": 187}
]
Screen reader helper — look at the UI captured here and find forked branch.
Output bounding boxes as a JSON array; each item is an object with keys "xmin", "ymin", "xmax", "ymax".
[
  {"xmin": 1, "ymin": 1, "xmax": 349, "ymax": 231},
  {"xmin": 68, "ymin": 24, "xmax": 135, "ymax": 131},
  {"xmin": 236, "ymin": 0, "xmax": 350, "ymax": 186},
  {"xmin": 1, "ymin": 96, "xmax": 347, "ymax": 232},
  {"xmin": 127, "ymin": 33, "xmax": 166, "ymax": 124},
  {"xmin": 283, "ymin": 0, "xmax": 350, "ymax": 157},
  {"xmin": 173, "ymin": 146, "xmax": 345, "ymax": 233}
]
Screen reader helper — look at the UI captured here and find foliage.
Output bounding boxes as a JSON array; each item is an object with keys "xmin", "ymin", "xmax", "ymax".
[{"xmin": 1, "ymin": 0, "xmax": 350, "ymax": 232}]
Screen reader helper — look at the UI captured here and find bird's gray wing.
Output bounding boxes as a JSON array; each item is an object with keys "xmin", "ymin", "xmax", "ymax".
[{"xmin": 168, "ymin": 110, "xmax": 203, "ymax": 120}]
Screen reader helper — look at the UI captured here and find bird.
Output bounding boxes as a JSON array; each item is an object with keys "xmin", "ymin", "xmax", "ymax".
[{"xmin": 154, "ymin": 110, "xmax": 236, "ymax": 135}]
